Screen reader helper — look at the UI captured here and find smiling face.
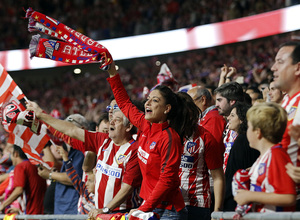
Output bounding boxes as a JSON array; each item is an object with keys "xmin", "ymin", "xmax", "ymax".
[
  {"xmin": 144, "ymin": 89, "xmax": 170, "ymax": 123},
  {"xmin": 227, "ymin": 108, "xmax": 242, "ymax": 132},
  {"xmin": 271, "ymin": 46, "xmax": 299, "ymax": 96}
]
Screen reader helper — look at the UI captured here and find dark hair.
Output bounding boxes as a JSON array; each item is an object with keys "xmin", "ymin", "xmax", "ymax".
[
  {"xmin": 97, "ymin": 112, "xmax": 109, "ymax": 125},
  {"xmin": 279, "ymin": 41, "xmax": 300, "ymax": 64},
  {"xmin": 205, "ymin": 85, "xmax": 217, "ymax": 94},
  {"xmin": 154, "ymin": 85, "xmax": 200, "ymax": 143},
  {"xmin": 13, "ymin": 145, "xmax": 28, "ymax": 160},
  {"xmin": 214, "ymin": 82, "xmax": 244, "ymax": 102},
  {"xmin": 232, "ymin": 102, "xmax": 251, "ymax": 134}
]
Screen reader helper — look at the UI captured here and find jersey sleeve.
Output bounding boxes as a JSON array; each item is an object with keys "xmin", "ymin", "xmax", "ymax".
[
  {"xmin": 107, "ymin": 74, "xmax": 146, "ymax": 131},
  {"xmin": 202, "ymin": 127, "xmax": 223, "ymax": 170},
  {"xmin": 48, "ymin": 126, "xmax": 86, "ymax": 153},
  {"xmin": 122, "ymin": 143, "xmax": 142, "ymax": 188},
  {"xmin": 139, "ymin": 129, "xmax": 182, "ymax": 212},
  {"xmin": 65, "ymin": 160, "xmax": 91, "ymax": 201},
  {"xmin": 268, "ymin": 148, "xmax": 296, "ymax": 195},
  {"xmin": 84, "ymin": 130, "xmax": 109, "ymax": 153}
]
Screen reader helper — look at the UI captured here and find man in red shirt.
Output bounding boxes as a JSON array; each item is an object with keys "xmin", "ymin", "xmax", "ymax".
[
  {"xmin": 0, "ymin": 145, "xmax": 46, "ymax": 214},
  {"xmin": 188, "ymin": 86, "xmax": 226, "ymax": 148}
]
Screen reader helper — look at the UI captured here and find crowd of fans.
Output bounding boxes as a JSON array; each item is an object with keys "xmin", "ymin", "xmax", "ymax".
[
  {"xmin": 10, "ymin": 30, "xmax": 299, "ymax": 126},
  {"xmin": 1, "ymin": 1, "xmax": 300, "ymax": 219},
  {"xmin": 0, "ymin": 0, "xmax": 297, "ymax": 51}
]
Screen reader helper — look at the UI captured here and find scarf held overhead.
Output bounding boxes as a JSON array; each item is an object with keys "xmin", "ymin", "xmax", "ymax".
[{"xmin": 25, "ymin": 7, "xmax": 112, "ymax": 70}]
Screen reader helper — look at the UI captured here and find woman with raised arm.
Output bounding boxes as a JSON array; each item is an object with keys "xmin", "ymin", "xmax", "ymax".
[{"xmin": 106, "ymin": 62, "xmax": 198, "ymax": 220}]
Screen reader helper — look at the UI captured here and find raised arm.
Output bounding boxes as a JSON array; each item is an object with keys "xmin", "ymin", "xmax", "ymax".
[
  {"xmin": 106, "ymin": 62, "xmax": 145, "ymax": 130},
  {"xmin": 26, "ymin": 101, "xmax": 85, "ymax": 142}
]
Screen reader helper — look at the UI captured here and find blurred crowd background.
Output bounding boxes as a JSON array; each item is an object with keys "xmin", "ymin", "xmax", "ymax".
[{"xmin": 1, "ymin": 0, "xmax": 300, "ymax": 126}]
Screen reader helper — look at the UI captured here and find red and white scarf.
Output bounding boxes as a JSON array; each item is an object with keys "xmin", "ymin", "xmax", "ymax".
[{"xmin": 25, "ymin": 7, "xmax": 113, "ymax": 70}]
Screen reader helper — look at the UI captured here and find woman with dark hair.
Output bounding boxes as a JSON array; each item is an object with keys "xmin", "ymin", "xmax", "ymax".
[
  {"xmin": 177, "ymin": 92, "xmax": 225, "ymax": 220},
  {"xmin": 107, "ymin": 62, "xmax": 198, "ymax": 219},
  {"xmin": 223, "ymin": 102, "xmax": 260, "ymax": 211}
]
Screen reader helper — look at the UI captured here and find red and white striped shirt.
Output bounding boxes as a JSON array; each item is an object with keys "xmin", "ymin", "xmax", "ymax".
[
  {"xmin": 249, "ymin": 145, "xmax": 296, "ymax": 212},
  {"xmin": 84, "ymin": 131, "xmax": 141, "ymax": 210},
  {"xmin": 281, "ymin": 91, "xmax": 300, "ymax": 166},
  {"xmin": 179, "ymin": 126, "xmax": 223, "ymax": 208}
]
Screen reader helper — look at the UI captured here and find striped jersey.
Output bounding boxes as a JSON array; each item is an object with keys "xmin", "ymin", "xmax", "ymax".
[
  {"xmin": 84, "ymin": 131, "xmax": 141, "ymax": 211},
  {"xmin": 281, "ymin": 91, "xmax": 300, "ymax": 166},
  {"xmin": 179, "ymin": 126, "xmax": 223, "ymax": 207},
  {"xmin": 223, "ymin": 128, "xmax": 238, "ymax": 172},
  {"xmin": 249, "ymin": 145, "xmax": 296, "ymax": 212}
]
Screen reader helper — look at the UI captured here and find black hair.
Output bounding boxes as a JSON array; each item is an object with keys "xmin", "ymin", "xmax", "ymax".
[
  {"xmin": 214, "ymin": 82, "xmax": 244, "ymax": 102},
  {"xmin": 97, "ymin": 112, "xmax": 109, "ymax": 125},
  {"xmin": 13, "ymin": 145, "xmax": 28, "ymax": 160},
  {"xmin": 154, "ymin": 85, "xmax": 200, "ymax": 143},
  {"xmin": 279, "ymin": 41, "xmax": 300, "ymax": 64},
  {"xmin": 243, "ymin": 92, "xmax": 252, "ymax": 106},
  {"xmin": 232, "ymin": 102, "xmax": 251, "ymax": 134}
]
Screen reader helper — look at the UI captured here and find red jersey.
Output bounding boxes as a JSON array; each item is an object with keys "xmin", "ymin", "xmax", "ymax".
[
  {"xmin": 281, "ymin": 91, "xmax": 300, "ymax": 166},
  {"xmin": 179, "ymin": 125, "xmax": 223, "ymax": 208},
  {"xmin": 84, "ymin": 131, "xmax": 141, "ymax": 210},
  {"xmin": 14, "ymin": 160, "xmax": 47, "ymax": 214},
  {"xmin": 200, "ymin": 106, "xmax": 226, "ymax": 151},
  {"xmin": 249, "ymin": 145, "xmax": 296, "ymax": 212},
  {"xmin": 108, "ymin": 74, "xmax": 185, "ymax": 212}
]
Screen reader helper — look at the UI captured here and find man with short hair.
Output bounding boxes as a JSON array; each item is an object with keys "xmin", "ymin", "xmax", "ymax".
[
  {"xmin": 0, "ymin": 145, "xmax": 47, "ymax": 214},
  {"xmin": 26, "ymin": 101, "xmax": 141, "ymax": 218},
  {"xmin": 271, "ymin": 41, "xmax": 300, "ymax": 209},
  {"xmin": 188, "ymin": 86, "xmax": 226, "ymax": 148},
  {"xmin": 214, "ymin": 82, "xmax": 245, "ymax": 172}
]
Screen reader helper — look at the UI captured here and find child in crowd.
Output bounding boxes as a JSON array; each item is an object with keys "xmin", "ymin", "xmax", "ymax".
[{"xmin": 234, "ymin": 102, "xmax": 296, "ymax": 212}]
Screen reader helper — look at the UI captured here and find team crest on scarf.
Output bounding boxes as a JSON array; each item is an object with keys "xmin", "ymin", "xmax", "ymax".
[
  {"xmin": 149, "ymin": 141, "xmax": 156, "ymax": 150},
  {"xmin": 1, "ymin": 101, "xmax": 21, "ymax": 125},
  {"xmin": 43, "ymin": 40, "xmax": 60, "ymax": 59},
  {"xmin": 116, "ymin": 154, "xmax": 126, "ymax": 165},
  {"xmin": 186, "ymin": 141, "xmax": 197, "ymax": 154},
  {"xmin": 258, "ymin": 163, "xmax": 266, "ymax": 175},
  {"xmin": 288, "ymin": 106, "xmax": 297, "ymax": 121}
]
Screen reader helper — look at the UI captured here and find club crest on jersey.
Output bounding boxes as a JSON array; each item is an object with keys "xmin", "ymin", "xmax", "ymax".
[
  {"xmin": 186, "ymin": 142, "xmax": 197, "ymax": 154},
  {"xmin": 288, "ymin": 107, "xmax": 297, "ymax": 121},
  {"xmin": 149, "ymin": 141, "xmax": 156, "ymax": 150},
  {"xmin": 116, "ymin": 154, "xmax": 126, "ymax": 164},
  {"xmin": 258, "ymin": 163, "xmax": 266, "ymax": 175}
]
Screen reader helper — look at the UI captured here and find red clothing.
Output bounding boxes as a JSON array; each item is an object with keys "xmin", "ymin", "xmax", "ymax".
[
  {"xmin": 281, "ymin": 92, "xmax": 300, "ymax": 166},
  {"xmin": 179, "ymin": 125, "xmax": 223, "ymax": 207},
  {"xmin": 14, "ymin": 160, "xmax": 47, "ymax": 214},
  {"xmin": 84, "ymin": 131, "xmax": 141, "ymax": 210},
  {"xmin": 249, "ymin": 145, "xmax": 296, "ymax": 212},
  {"xmin": 108, "ymin": 74, "xmax": 185, "ymax": 212},
  {"xmin": 47, "ymin": 126, "xmax": 85, "ymax": 153},
  {"xmin": 200, "ymin": 106, "xmax": 226, "ymax": 152}
]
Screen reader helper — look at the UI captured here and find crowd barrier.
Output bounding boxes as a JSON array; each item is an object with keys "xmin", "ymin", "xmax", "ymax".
[
  {"xmin": 212, "ymin": 211, "xmax": 300, "ymax": 220},
  {"xmin": 2, "ymin": 212, "xmax": 300, "ymax": 220},
  {"xmin": 0, "ymin": 214, "xmax": 88, "ymax": 219}
]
